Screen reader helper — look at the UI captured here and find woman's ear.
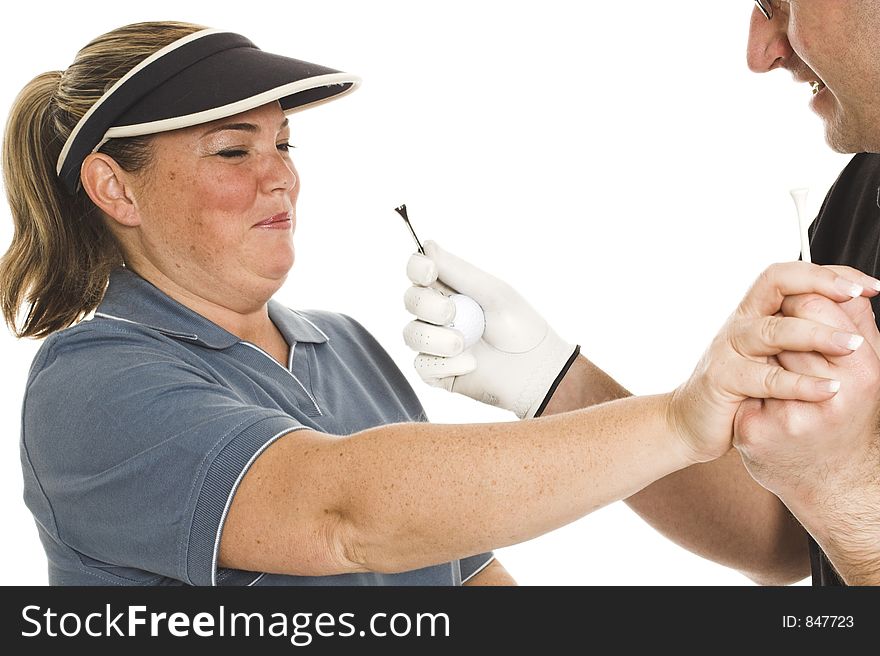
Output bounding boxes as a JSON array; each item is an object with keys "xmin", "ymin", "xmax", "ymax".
[{"xmin": 80, "ymin": 153, "xmax": 142, "ymax": 227}]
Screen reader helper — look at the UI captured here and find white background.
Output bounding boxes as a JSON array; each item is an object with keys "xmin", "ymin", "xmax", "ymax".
[{"xmin": 0, "ymin": 1, "xmax": 850, "ymax": 585}]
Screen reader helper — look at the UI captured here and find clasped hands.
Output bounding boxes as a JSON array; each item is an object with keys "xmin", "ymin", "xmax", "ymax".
[
  {"xmin": 732, "ymin": 266, "xmax": 880, "ymax": 508},
  {"xmin": 726, "ymin": 267, "xmax": 880, "ymax": 584}
]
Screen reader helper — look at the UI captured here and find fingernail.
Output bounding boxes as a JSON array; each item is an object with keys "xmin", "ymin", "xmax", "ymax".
[
  {"xmin": 831, "ymin": 332, "xmax": 864, "ymax": 350},
  {"xmin": 870, "ymin": 278, "xmax": 880, "ymax": 292},
  {"xmin": 817, "ymin": 379, "xmax": 841, "ymax": 394},
  {"xmin": 835, "ymin": 278, "xmax": 863, "ymax": 298}
]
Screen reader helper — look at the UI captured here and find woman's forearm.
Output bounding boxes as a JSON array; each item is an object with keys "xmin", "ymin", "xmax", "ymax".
[
  {"xmin": 542, "ymin": 355, "xmax": 810, "ymax": 584},
  {"xmin": 220, "ymin": 392, "xmax": 695, "ymax": 576},
  {"xmin": 336, "ymin": 393, "xmax": 693, "ymax": 573}
]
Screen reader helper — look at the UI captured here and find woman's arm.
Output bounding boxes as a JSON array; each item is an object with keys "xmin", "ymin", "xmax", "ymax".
[
  {"xmin": 219, "ymin": 263, "xmax": 868, "ymax": 579},
  {"xmin": 543, "ymin": 356, "xmax": 811, "ymax": 585},
  {"xmin": 219, "ymin": 393, "xmax": 689, "ymax": 576}
]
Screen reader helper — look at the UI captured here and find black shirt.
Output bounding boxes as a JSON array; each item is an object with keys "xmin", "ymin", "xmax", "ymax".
[{"xmin": 805, "ymin": 152, "xmax": 880, "ymax": 585}]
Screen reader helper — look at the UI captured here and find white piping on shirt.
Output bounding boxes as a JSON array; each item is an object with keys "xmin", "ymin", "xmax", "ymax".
[
  {"xmin": 93, "ymin": 311, "xmax": 140, "ymax": 326},
  {"xmin": 94, "ymin": 311, "xmax": 321, "ymax": 585},
  {"xmin": 95, "ymin": 311, "xmax": 321, "ymax": 414},
  {"xmin": 240, "ymin": 341, "xmax": 322, "ymax": 416},
  {"xmin": 293, "ymin": 312, "xmax": 330, "ymax": 342},
  {"xmin": 461, "ymin": 555, "xmax": 496, "ymax": 584},
  {"xmin": 211, "ymin": 425, "xmax": 308, "ymax": 586},
  {"xmin": 93, "ymin": 312, "xmax": 199, "ymax": 340}
]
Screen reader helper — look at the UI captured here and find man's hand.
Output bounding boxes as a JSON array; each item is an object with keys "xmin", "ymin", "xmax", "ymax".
[
  {"xmin": 403, "ymin": 241, "xmax": 578, "ymax": 419},
  {"xmin": 669, "ymin": 262, "xmax": 880, "ymax": 463},
  {"xmin": 734, "ymin": 291, "xmax": 880, "ymax": 496},
  {"xmin": 731, "ymin": 282, "xmax": 880, "ymax": 585}
]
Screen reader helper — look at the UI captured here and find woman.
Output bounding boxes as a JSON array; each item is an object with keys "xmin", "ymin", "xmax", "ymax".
[{"xmin": 1, "ymin": 21, "xmax": 875, "ymax": 586}]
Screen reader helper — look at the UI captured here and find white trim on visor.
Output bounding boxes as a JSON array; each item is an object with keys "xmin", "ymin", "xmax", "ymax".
[
  {"xmin": 55, "ymin": 27, "xmax": 361, "ymax": 182},
  {"xmin": 95, "ymin": 72, "xmax": 360, "ymax": 150},
  {"xmin": 55, "ymin": 28, "xmax": 225, "ymax": 176}
]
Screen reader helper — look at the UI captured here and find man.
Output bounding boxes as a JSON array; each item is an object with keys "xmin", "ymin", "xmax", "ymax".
[
  {"xmin": 737, "ymin": 0, "xmax": 880, "ymax": 586},
  {"xmin": 402, "ymin": 1, "xmax": 880, "ymax": 586}
]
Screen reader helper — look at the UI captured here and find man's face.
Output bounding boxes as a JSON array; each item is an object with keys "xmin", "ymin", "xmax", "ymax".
[{"xmin": 746, "ymin": 0, "xmax": 880, "ymax": 153}]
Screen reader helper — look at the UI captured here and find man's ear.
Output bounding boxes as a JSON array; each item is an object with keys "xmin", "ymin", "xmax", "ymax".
[{"xmin": 80, "ymin": 153, "xmax": 142, "ymax": 227}]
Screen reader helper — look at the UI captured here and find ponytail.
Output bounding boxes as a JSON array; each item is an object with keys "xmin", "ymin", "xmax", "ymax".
[
  {"xmin": 0, "ymin": 21, "xmax": 204, "ymax": 338},
  {"xmin": 1, "ymin": 71, "xmax": 123, "ymax": 337}
]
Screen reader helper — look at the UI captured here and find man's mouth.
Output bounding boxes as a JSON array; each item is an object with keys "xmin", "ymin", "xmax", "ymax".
[{"xmin": 810, "ymin": 80, "xmax": 826, "ymax": 96}]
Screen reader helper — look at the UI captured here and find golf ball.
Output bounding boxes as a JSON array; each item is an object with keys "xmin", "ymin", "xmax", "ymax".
[{"xmin": 448, "ymin": 293, "xmax": 485, "ymax": 349}]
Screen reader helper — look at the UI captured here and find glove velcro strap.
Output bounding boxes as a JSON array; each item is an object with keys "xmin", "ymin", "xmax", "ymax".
[{"xmin": 514, "ymin": 335, "xmax": 580, "ymax": 419}]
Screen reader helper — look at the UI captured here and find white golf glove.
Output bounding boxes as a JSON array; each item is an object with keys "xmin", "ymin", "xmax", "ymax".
[{"xmin": 403, "ymin": 241, "xmax": 579, "ymax": 419}]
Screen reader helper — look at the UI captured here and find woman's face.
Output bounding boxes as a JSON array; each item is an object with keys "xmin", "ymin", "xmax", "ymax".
[{"xmin": 128, "ymin": 101, "xmax": 299, "ymax": 311}]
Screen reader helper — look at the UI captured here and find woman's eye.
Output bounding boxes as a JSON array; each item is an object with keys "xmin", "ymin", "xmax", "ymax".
[
  {"xmin": 216, "ymin": 149, "xmax": 248, "ymax": 158},
  {"xmin": 277, "ymin": 142, "xmax": 296, "ymax": 153}
]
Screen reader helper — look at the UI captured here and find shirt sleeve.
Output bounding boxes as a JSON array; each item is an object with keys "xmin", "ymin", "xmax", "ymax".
[
  {"xmin": 22, "ymin": 327, "xmax": 303, "ymax": 586},
  {"xmin": 460, "ymin": 552, "xmax": 495, "ymax": 583}
]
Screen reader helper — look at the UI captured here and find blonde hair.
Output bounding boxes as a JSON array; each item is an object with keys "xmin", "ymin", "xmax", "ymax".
[{"xmin": 0, "ymin": 21, "xmax": 205, "ymax": 338}]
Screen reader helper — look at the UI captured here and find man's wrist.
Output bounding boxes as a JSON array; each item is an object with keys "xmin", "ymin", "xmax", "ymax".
[
  {"xmin": 538, "ymin": 353, "xmax": 632, "ymax": 416},
  {"xmin": 802, "ymin": 517, "xmax": 880, "ymax": 586},
  {"xmin": 783, "ymin": 472, "xmax": 880, "ymax": 585}
]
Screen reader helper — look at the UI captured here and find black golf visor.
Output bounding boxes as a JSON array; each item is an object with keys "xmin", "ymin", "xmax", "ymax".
[{"xmin": 56, "ymin": 28, "xmax": 361, "ymax": 193}]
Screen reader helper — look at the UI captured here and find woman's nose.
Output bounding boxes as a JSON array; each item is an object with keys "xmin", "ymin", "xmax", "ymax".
[{"xmin": 263, "ymin": 151, "xmax": 297, "ymax": 194}]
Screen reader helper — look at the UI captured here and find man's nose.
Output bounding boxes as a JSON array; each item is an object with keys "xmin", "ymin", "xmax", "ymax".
[{"xmin": 746, "ymin": 8, "xmax": 793, "ymax": 73}]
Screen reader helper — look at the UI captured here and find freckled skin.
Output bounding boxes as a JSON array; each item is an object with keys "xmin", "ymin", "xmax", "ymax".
[{"xmin": 120, "ymin": 102, "xmax": 298, "ymax": 317}]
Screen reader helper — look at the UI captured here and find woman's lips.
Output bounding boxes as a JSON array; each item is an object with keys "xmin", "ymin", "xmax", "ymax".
[{"xmin": 254, "ymin": 211, "xmax": 292, "ymax": 229}]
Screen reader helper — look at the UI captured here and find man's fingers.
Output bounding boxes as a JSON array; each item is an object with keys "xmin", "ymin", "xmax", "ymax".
[
  {"xmin": 780, "ymin": 293, "xmax": 859, "ymax": 332},
  {"xmin": 738, "ymin": 262, "xmax": 880, "ymax": 319},
  {"xmin": 840, "ymin": 296, "xmax": 880, "ymax": 336},
  {"xmin": 732, "ymin": 360, "xmax": 840, "ymax": 402},
  {"xmin": 841, "ymin": 296, "xmax": 880, "ymax": 359},
  {"xmin": 776, "ymin": 350, "xmax": 832, "ymax": 379},
  {"xmin": 784, "ymin": 292, "xmax": 880, "ymax": 358},
  {"xmin": 403, "ymin": 320, "xmax": 466, "ymax": 357},
  {"xmin": 730, "ymin": 315, "xmax": 865, "ymax": 357}
]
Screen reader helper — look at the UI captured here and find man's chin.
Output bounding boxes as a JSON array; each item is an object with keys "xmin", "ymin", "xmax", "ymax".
[
  {"xmin": 822, "ymin": 113, "xmax": 878, "ymax": 154},
  {"xmin": 824, "ymin": 126, "xmax": 862, "ymax": 154}
]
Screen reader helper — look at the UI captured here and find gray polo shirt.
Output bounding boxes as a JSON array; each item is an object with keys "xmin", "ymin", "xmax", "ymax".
[{"xmin": 20, "ymin": 268, "xmax": 493, "ymax": 586}]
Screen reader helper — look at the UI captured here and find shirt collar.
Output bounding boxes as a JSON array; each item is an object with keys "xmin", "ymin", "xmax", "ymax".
[{"xmin": 95, "ymin": 267, "xmax": 328, "ymax": 349}]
